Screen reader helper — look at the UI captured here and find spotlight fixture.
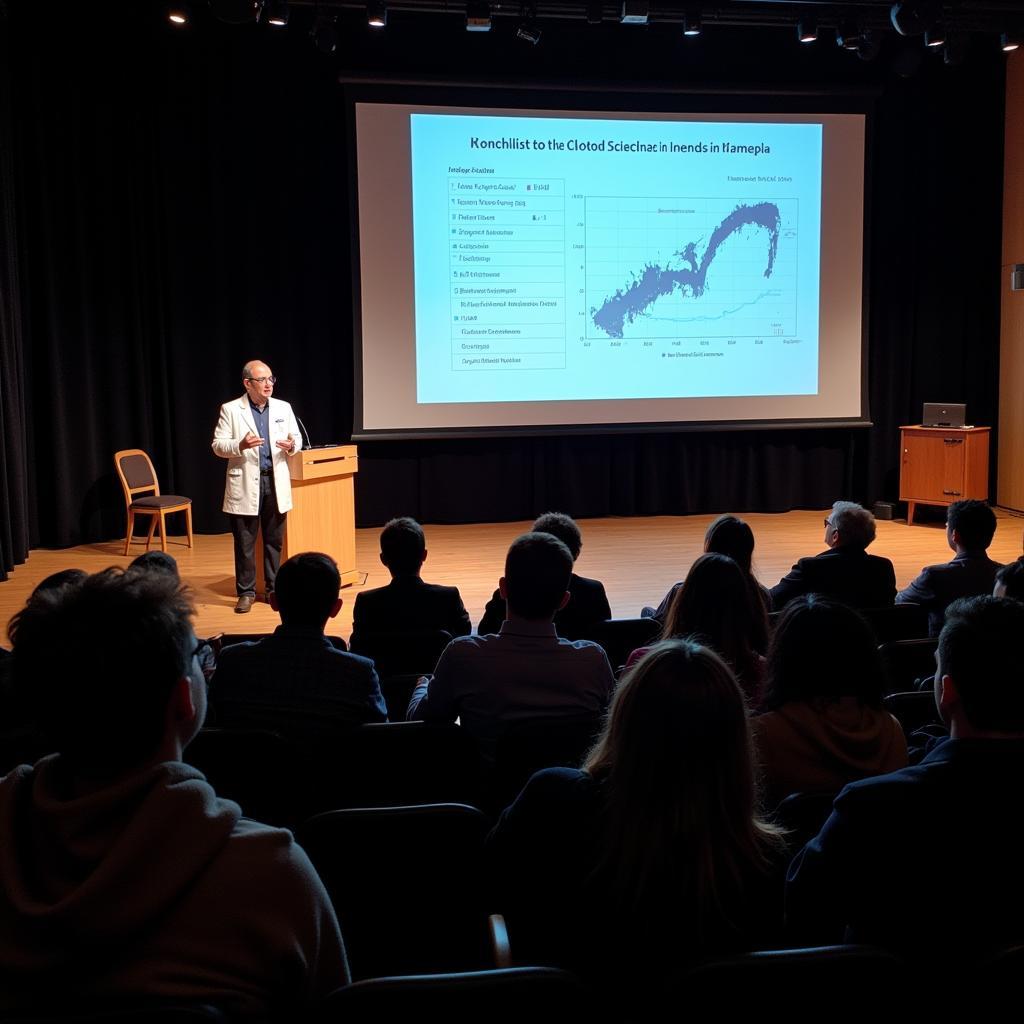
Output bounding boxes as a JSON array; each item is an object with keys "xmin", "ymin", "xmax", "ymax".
[
  {"xmin": 367, "ymin": 2, "xmax": 387, "ymax": 27},
  {"xmin": 620, "ymin": 0, "xmax": 649, "ymax": 26},
  {"xmin": 682, "ymin": 12, "xmax": 702, "ymax": 37},
  {"xmin": 1001, "ymin": 31, "xmax": 1021, "ymax": 52},
  {"xmin": 516, "ymin": 19, "xmax": 541, "ymax": 44},
  {"xmin": 856, "ymin": 31, "xmax": 881, "ymax": 61},
  {"xmin": 942, "ymin": 35, "xmax": 966, "ymax": 65},
  {"xmin": 586, "ymin": 1, "xmax": 603, "ymax": 26},
  {"xmin": 264, "ymin": 0, "xmax": 289, "ymax": 27},
  {"xmin": 890, "ymin": 2, "xmax": 937, "ymax": 38},
  {"xmin": 312, "ymin": 16, "xmax": 338, "ymax": 52},
  {"xmin": 835, "ymin": 20, "xmax": 862, "ymax": 50},
  {"xmin": 466, "ymin": 1, "xmax": 492, "ymax": 32},
  {"xmin": 168, "ymin": 4, "xmax": 191, "ymax": 25},
  {"xmin": 797, "ymin": 17, "xmax": 818, "ymax": 43},
  {"xmin": 924, "ymin": 25, "xmax": 946, "ymax": 48}
]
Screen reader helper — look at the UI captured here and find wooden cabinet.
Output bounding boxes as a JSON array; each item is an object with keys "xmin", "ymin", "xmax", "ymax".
[{"xmin": 899, "ymin": 426, "xmax": 990, "ymax": 525}]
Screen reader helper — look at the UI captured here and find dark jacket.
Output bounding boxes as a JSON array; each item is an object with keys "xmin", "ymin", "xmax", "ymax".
[
  {"xmin": 895, "ymin": 551, "xmax": 1004, "ymax": 636},
  {"xmin": 769, "ymin": 547, "xmax": 896, "ymax": 612},
  {"xmin": 350, "ymin": 575, "xmax": 472, "ymax": 649},
  {"xmin": 477, "ymin": 573, "xmax": 612, "ymax": 639}
]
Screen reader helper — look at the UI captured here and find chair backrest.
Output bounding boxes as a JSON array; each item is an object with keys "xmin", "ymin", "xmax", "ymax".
[
  {"xmin": 878, "ymin": 638, "xmax": 939, "ymax": 694},
  {"xmin": 310, "ymin": 721, "xmax": 483, "ymax": 813},
  {"xmin": 113, "ymin": 449, "xmax": 160, "ymax": 502},
  {"xmin": 668, "ymin": 945, "xmax": 905, "ymax": 1011},
  {"xmin": 581, "ymin": 618, "xmax": 662, "ymax": 672},
  {"xmin": 882, "ymin": 690, "xmax": 943, "ymax": 734},
  {"xmin": 297, "ymin": 803, "xmax": 491, "ymax": 979},
  {"xmin": 860, "ymin": 604, "xmax": 930, "ymax": 644},
  {"xmin": 317, "ymin": 967, "xmax": 599, "ymax": 1022},
  {"xmin": 489, "ymin": 713, "xmax": 603, "ymax": 813},
  {"xmin": 349, "ymin": 629, "xmax": 452, "ymax": 677}
]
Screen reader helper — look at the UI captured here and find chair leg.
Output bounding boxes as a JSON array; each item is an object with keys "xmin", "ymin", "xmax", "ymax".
[
  {"xmin": 146, "ymin": 516, "xmax": 158, "ymax": 551},
  {"xmin": 185, "ymin": 505, "xmax": 194, "ymax": 549},
  {"xmin": 124, "ymin": 509, "xmax": 135, "ymax": 556},
  {"xmin": 158, "ymin": 512, "xmax": 168, "ymax": 553}
]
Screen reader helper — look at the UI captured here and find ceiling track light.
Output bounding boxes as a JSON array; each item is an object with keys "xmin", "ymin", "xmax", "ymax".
[
  {"xmin": 924, "ymin": 27, "xmax": 946, "ymax": 48},
  {"xmin": 620, "ymin": 0, "xmax": 648, "ymax": 26},
  {"xmin": 168, "ymin": 4, "xmax": 191, "ymax": 26},
  {"xmin": 312, "ymin": 16, "xmax": 338, "ymax": 52},
  {"xmin": 682, "ymin": 12, "xmax": 702, "ymax": 37},
  {"xmin": 1002, "ymin": 31, "xmax": 1021, "ymax": 52},
  {"xmin": 516, "ymin": 20, "xmax": 541, "ymax": 44},
  {"xmin": 835, "ymin": 20, "xmax": 861, "ymax": 50},
  {"xmin": 367, "ymin": 1, "xmax": 387, "ymax": 27},
  {"xmin": 890, "ymin": 1, "xmax": 938, "ymax": 38},
  {"xmin": 797, "ymin": 17, "xmax": 818, "ymax": 43},
  {"xmin": 466, "ymin": 1, "xmax": 492, "ymax": 32},
  {"xmin": 264, "ymin": 0, "xmax": 289, "ymax": 27}
]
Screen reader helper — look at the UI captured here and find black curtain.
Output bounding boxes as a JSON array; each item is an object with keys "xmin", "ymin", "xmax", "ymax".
[{"xmin": 0, "ymin": 1, "xmax": 1006, "ymax": 550}]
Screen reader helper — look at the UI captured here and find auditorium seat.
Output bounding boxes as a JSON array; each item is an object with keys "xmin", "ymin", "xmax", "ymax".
[
  {"xmin": 348, "ymin": 629, "xmax": 451, "ymax": 677},
  {"xmin": 878, "ymin": 638, "xmax": 938, "ymax": 694},
  {"xmin": 882, "ymin": 691, "xmax": 943, "ymax": 735},
  {"xmin": 298, "ymin": 803, "xmax": 493, "ymax": 980},
  {"xmin": 315, "ymin": 967, "xmax": 600, "ymax": 1022},
  {"xmin": 581, "ymin": 618, "xmax": 662, "ymax": 673}
]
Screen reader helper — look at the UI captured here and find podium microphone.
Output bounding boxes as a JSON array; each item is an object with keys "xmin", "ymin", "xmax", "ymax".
[{"xmin": 296, "ymin": 416, "xmax": 313, "ymax": 450}]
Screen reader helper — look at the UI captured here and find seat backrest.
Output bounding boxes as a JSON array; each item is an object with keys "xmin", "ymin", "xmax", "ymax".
[
  {"xmin": 581, "ymin": 618, "xmax": 662, "ymax": 671},
  {"xmin": 297, "ymin": 803, "xmax": 491, "ymax": 979},
  {"xmin": 349, "ymin": 629, "xmax": 452, "ymax": 676},
  {"xmin": 318, "ymin": 966, "xmax": 599, "ymax": 1022},
  {"xmin": 882, "ymin": 690, "xmax": 943, "ymax": 734},
  {"xmin": 878, "ymin": 638, "xmax": 939, "ymax": 694},
  {"xmin": 114, "ymin": 449, "xmax": 159, "ymax": 501},
  {"xmin": 860, "ymin": 604, "xmax": 930, "ymax": 644}
]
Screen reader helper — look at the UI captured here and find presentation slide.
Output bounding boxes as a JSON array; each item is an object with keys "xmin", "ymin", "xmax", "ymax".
[
  {"xmin": 353, "ymin": 102, "xmax": 866, "ymax": 437},
  {"xmin": 411, "ymin": 114, "xmax": 821, "ymax": 405}
]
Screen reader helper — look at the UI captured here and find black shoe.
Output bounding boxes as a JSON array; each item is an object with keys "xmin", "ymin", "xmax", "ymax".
[{"xmin": 235, "ymin": 594, "xmax": 254, "ymax": 614}]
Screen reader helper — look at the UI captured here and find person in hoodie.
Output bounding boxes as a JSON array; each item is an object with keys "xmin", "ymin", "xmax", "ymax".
[
  {"xmin": 751, "ymin": 594, "xmax": 907, "ymax": 807},
  {"xmin": 0, "ymin": 567, "xmax": 349, "ymax": 1017}
]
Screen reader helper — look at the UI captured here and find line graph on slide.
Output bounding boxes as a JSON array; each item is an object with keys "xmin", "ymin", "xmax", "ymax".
[{"xmin": 586, "ymin": 196, "xmax": 799, "ymax": 340}]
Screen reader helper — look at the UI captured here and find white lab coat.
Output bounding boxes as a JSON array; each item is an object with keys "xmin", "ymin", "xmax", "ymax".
[{"xmin": 211, "ymin": 395, "xmax": 302, "ymax": 515}]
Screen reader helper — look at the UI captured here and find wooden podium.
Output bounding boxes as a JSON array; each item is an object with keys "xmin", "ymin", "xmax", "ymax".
[
  {"xmin": 255, "ymin": 444, "xmax": 360, "ymax": 593},
  {"xmin": 899, "ymin": 426, "xmax": 990, "ymax": 525}
]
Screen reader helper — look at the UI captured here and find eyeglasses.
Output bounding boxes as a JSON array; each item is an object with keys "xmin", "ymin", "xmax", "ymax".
[
  {"xmin": 823, "ymin": 518, "xmax": 833, "ymax": 528},
  {"xmin": 246, "ymin": 376, "xmax": 277, "ymax": 385}
]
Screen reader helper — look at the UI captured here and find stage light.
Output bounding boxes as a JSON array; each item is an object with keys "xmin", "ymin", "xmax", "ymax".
[
  {"xmin": 620, "ymin": 1, "xmax": 648, "ymax": 26},
  {"xmin": 168, "ymin": 4, "xmax": 191, "ymax": 26},
  {"xmin": 924, "ymin": 26, "xmax": 945, "ymax": 48},
  {"xmin": 1001, "ymin": 31, "xmax": 1021, "ymax": 52},
  {"xmin": 516, "ymin": 19, "xmax": 541, "ymax": 44},
  {"xmin": 312, "ymin": 17, "xmax": 338, "ymax": 52},
  {"xmin": 890, "ymin": 2, "xmax": 937, "ymax": 37},
  {"xmin": 466, "ymin": 2, "xmax": 492, "ymax": 32},
  {"xmin": 265, "ymin": 0, "xmax": 289, "ymax": 27},
  {"xmin": 367, "ymin": 2, "xmax": 387, "ymax": 27},
  {"xmin": 797, "ymin": 17, "xmax": 818, "ymax": 43},
  {"xmin": 835, "ymin": 20, "xmax": 861, "ymax": 50},
  {"xmin": 586, "ymin": 1, "xmax": 603, "ymax": 25},
  {"xmin": 682, "ymin": 12, "xmax": 702, "ymax": 37}
]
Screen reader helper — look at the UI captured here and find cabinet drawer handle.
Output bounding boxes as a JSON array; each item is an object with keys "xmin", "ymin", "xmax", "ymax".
[
  {"xmin": 943, "ymin": 438, "xmax": 964, "ymax": 445},
  {"xmin": 942, "ymin": 490, "xmax": 962, "ymax": 496}
]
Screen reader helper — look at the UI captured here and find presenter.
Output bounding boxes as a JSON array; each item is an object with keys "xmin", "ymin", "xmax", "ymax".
[{"xmin": 211, "ymin": 360, "xmax": 302, "ymax": 614}]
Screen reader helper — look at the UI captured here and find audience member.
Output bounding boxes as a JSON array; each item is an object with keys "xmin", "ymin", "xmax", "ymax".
[
  {"xmin": 993, "ymin": 556, "xmax": 1024, "ymax": 601},
  {"xmin": 478, "ymin": 512, "xmax": 611, "ymax": 639},
  {"xmin": 212, "ymin": 552, "xmax": 386, "ymax": 733},
  {"xmin": 128, "ymin": 552, "xmax": 215, "ymax": 680},
  {"xmin": 0, "ymin": 568, "xmax": 348, "ymax": 1014},
  {"xmin": 786, "ymin": 595, "xmax": 1024, "ymax": 956},
  {"xmin": 752, "ymin": 595, "xmax": 906, "ymax": 806},
  {"xmin": 350, "ymin": 516, "xmax": 472, "ymax": 651},
  {"xmin": 643, "ymin": 514, "xmax": 770, "ymax": 621},
  {"xmin": 487, "ymin": 640, "xmax": 787, "ymax": 998},
  {"xmin": 627, "ymin": 553, "xmax": 768, "ymax": 707},
  {"xmin": 407, "ymin": 532, "xmax": 614, "ymax": 757},
  {"xmin": 895, "ymin": 500, "xmax": 1002, "ymax": 636},
  {"xmin": 770, "ymin": 501, "xmax": 896, "ymax": 611}
]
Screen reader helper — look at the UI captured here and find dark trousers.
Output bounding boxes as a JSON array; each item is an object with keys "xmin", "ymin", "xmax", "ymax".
[{"xmin": 230, "ymin": 472, "xmax": 286, "ymax": 597}]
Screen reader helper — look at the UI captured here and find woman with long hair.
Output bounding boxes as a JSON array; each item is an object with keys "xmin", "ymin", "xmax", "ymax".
[
  {"xmin": 487, "ymin": 640, "xmax": 787, "ymax": 991},
  {"xmin": 627, "ymin": 552, "xmax": 769, "ymax": 706},
  {"xmin": 753, "ymin": 594, "xmax": 907, "ymax": 807}
]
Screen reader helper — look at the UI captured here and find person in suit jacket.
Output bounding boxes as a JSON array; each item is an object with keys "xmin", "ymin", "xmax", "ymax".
[
  {"xmin": 478, "ymin": 512, "xmax": 611, "ymax": 638},
  {"xmin": 786, "ymin": 596, "xmax": 1024, "ymax": 956},
  {"xmin": 994, "ymin": 556, "xmax": 1024, "ymax": 601},
  {"xmin": 769, "ymin": 501, "xmax": 896, "ymax": 612},
  {"xmin": 211, "ymin": 360, "xmax": 302, "ymax": 613},
  {"xmin": 349, "ymin": 517, "xmax": 472, "ymax": 651},
  {"xmin": 211, "ymin": 552, "xmax": 386, "ymax": 734},
  {"xmin": 896, "ymin": 500, "xmax": 1003, "ymax": 636}
]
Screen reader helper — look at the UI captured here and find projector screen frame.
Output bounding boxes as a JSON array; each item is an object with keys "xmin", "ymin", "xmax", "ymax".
[{"xmin": 345, "ymin": 81, "xmax": 875, "ymax": 441}]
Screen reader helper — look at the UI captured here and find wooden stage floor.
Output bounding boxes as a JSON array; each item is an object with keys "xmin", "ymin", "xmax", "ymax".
[{"xmin": 2, "ymin": 509, "xmax": 1023, "ymax": 645}]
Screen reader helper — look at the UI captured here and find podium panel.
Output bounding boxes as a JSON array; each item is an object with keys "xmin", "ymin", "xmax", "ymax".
[{"xmin": 255, "ymin": 445, "xmax": 360, "ymax": 594}]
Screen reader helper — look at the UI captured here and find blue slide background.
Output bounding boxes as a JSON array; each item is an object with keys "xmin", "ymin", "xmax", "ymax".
[{"xmin": 411, "ymin": 113, "xmax": 822, "ymax": 405}]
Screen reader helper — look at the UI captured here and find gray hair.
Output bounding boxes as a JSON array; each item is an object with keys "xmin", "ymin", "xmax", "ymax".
[
  {"xmin": 242, "ymin": 360, "xmax": 267, "ymax": 380},
  {"xmin": 830, "ymin": 501, "xmax": 876, "ymax": 549}
]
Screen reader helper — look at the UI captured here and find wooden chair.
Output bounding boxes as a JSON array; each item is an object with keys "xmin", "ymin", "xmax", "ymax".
[{"xmin": 114, "ymin": 449, "xmax": 193, "ymax": 556}]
